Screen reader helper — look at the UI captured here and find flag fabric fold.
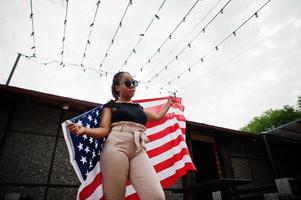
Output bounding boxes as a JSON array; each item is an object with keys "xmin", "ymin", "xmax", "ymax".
[{"xmin": 62, "ymin": 96, "xmax": 196, "ymax": 200}]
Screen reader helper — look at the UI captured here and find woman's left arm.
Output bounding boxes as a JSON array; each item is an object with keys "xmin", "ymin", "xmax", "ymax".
[{"xmin": 144, "ymin": 97, "xmax": 174, "ymax": 122}]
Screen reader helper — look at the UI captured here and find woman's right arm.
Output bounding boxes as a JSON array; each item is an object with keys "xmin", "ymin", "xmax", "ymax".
[{"xmin": 68, "ymin": 107, "xmax": 111, "ymax": 138}]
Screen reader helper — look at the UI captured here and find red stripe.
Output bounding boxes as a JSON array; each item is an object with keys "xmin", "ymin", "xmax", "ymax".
[
  {"xmin": 147, "ymin": 127, "xmax": 186, "ymax": 142},
  {"xmin": 125, "ymin": 192, "xmax": 139, "ymax": 200},
  {"xmin": 143, "ymin": 102, "xmax": 185, "ymax": 113},
  {"xmin": 152, "ymin": 148, "xmax": 190, "ymax": 172},
  {"xmin": 133, "ymin": 96, "xmax": 182, "ymax": 104},
  {"xmin": 79, "ymin": 172, "xmax": 102, "ymax": 200},
  {"xmin": 147, "ymin": 122, "xmax": 184, "ymax": 142},
  {"xmin": 147, "ymin": 134, "xmax": 185, "ymax": 158},
  {"xmin": 160, "ymin": 163, "xmax": 196, "ymax": 189},
  {"xmin": 146, "ymin": 113, "xmax": 185, "ymax": 129}
]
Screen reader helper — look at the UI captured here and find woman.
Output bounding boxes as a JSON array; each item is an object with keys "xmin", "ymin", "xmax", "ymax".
[{"xmin": 68, "ymin": 71, "xmax": 174, "ymax": 200}]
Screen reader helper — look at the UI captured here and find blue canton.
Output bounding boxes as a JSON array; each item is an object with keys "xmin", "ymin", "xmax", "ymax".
[{"xmin": 69, "ymin": 105, "xmax": 104, "ymax": 180}]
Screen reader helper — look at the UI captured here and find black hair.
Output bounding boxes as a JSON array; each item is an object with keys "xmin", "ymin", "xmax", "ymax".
[{"xmin": 111, "ymin": 71, "xmax": 126, "ymax": 100}]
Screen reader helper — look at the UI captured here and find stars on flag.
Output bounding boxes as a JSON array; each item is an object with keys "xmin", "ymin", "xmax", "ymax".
[
  {"xmin": 77, "ymin": 142, "xmax": 83, "ymax": 151},
  {"xmin": 80, "ymin": 156, "xmax": 87, "ymax": 165},
  {"xmin": 84, "ymin": 146, "xmax": 90, "ymax": 154},
  {"xmin": 68, "ymin": 105, "xmax": 104, "ymax": 180}
]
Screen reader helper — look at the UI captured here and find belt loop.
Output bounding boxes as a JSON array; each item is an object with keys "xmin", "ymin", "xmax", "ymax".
[{"xmin": 120, "ymin": 125, "xmax": 123, "ymax": 132}]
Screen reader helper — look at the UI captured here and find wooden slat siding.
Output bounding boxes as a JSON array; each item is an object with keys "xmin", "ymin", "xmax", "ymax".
[{"xmin": 190, "ymin": 133, "xmax": 222, "ymax": 178}]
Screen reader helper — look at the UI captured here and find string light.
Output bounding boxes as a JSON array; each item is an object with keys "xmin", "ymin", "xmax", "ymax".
[
  {"xmin": 174, "ymin": 26, "xmax": 281, "ymax": 94},
  {"xmin": 29, "ymin": 0, "xmax": 36, "ymax": 57},
  {"xmin": 118, "ymin": 0, "xmax": 168, "ymax": 72},
  {"xmin": 19, "ymin": 53, "xmax": 114, "ymax": 77},
  {"xmin": 158, "ymin": 0, "xmax": 272, "ymax": 90},
  {"xmin": 98, "ymin": 0, "xmax": 133, "ymax": 69},
  {"xmin": 60, "ymin": 0, "xmax": 70, "ymax": 64},
  {"xmin": 20, "ymin": 55, "xmax": 172, "ymax": 96},
  {"xmin": 134, "ymin": 0, "xmax": 201, "ymax": 76},
  {"xmin": 80, "ymin": 0, "xmax": 102, "ymax": 71},
  {"xmin": 140, "ymin": 0, "xmax": 231, "ymax": 81},
  {"xmin": 139, "ymin": 0, "xmax": 222, "ymax": 80},
  {"xmin": 22, "ymin": 0, "xmax": 271, "ymax": 96}
]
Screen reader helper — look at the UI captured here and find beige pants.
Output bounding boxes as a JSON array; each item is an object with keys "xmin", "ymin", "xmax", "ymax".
[{"xmin": 100, "ymin": 121, "xmax": 165, "ymax": 200}]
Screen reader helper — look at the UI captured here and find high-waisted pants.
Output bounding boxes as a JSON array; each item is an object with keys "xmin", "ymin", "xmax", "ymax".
[{"xmin": 100, "ymin": 121, "xmax": 165, "ymax": 200}]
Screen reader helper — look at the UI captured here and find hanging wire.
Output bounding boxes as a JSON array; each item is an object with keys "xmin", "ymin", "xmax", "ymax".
[
  {"xmin": 174, "ymin": 21, "xmax": 289, "ymax": 94},
  {"xmin": 18, "ymin": 53, "xmax": 173, "ymax": 94},
  {"xmin": 145, "ymin": 0, "xmax": 232, "ymax": 83},
  {"xmin": 60, "ymin": 0, "xmax": 70, "ymax": 64},
  {"xmin": 139, "ymin": 0, "xmax": 222, "ymax": 79},
  {"xmin": 118, "ymin": 0, "xmax": 168, "ymax": 71},
  {"xmin": 29, "ymin": 0, "xmax": 36, "ymax": 57},
  {"xmin": 19, "ymin": 53, "xmax": 115, "ymax": 77},
  {"xmin": 98, "ymin": 0, "xmax": 133, "ymax": 69},
  {"xmin": 136, "ymin": 0, "xmax": 201, "ymax": 74},
  {"xmin": 215, "ymin": 0, "xmax": 271, "ymax": 49},
  {"xmin": 179, "ymin": 17, "xmax": 300, "ymax": 95},
  {"xmin": 80, "ymin": 0, "xmax": 102, "ymax": 71},
  {"xmin": 157, "ymin": 0, "xmax": 272, "ymax": 92}
]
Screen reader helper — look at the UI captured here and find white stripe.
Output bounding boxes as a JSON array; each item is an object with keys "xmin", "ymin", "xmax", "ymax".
[
  {"xmin": 87, "ymin": 184, "xmax": 104, "ymax": 200},
  {"xmin": 125, "ymin": 185, "xmax": 136, "ymax": 197},
  {"xmin": 146, "ymin": 127, "xmax": 184, "ymax": 151},
  {"xmin": 149, "ymin": 140, "xmax": 189, "ymax": 166},
  {"xmin": 172, "ymin": 108, "xmax": 184, "ymax": 116},
  {"xmin": 140, "ymin": 99, "xmax": 168, "ymax": 108},
  {"xmin": 146, "ymin": 118, "xmax": 185, "ymax": 137},
  {"xmin": 140, "ymin": 100, "xmax": 185, "ymax": 114},
  {"xmin": 163, "ymin": 107, "xmax": 184, "ymax": 117},
  {"xmin": 124, "ymin": 156, "xmax": 193, "ymax": 197},
  {"xmin": 123, "ymin": 156, "xmax": 193, "ymax": 198},
  {"xmin": 62, "ymin": 122, "xmax": 84, "ymax": 183},
  {"xmin": 77, "ymin": 162, "xmax": 101, "ymax": 200},
  {"xmin": 158, "ymin": 155, "xmax": 193, "ymax": 181},
  {"xmin": 86, "ymin": 162, "xmax": 101, "ymax": 181}
]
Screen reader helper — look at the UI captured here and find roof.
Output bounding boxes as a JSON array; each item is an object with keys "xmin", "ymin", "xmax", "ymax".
[
  {"xmin": 186, "ymin": 120, "xmax": 258, "ymax": 138},
  {"xmin": 0, "ymin": 84, "xmax": 98, "ymax": 110},
  {"xmin": 266, "ymin": 119, "xmax": 301, "ymax": 142},
  {"xmin": 0, "ymin": 84, "xmax": 260, "ymax": 138}
]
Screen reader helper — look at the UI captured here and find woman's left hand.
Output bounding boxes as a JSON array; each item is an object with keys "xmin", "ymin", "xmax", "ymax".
[{"xmin": 168, "ymin": 96, "xmax": 176, "ymax": 106}]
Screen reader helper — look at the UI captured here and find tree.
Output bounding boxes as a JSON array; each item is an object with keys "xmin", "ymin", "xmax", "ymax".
[{"xmin": 240, "ymin": 96, "xmax": 301, "ymax": 133}]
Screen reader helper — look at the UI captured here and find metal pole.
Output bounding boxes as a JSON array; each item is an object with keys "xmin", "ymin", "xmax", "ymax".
[
  {"xmin": 262, "ymin": 134, "xmax": 279, "ymax": 178},
  {"xmin": 6, "ymin": 53, "xmax": 21, "ymax": 86}
]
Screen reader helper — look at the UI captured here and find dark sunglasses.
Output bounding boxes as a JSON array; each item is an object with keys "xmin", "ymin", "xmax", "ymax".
[{"xmin": 122, "ymin": 79, "xmax": 138, "ymax": 88}]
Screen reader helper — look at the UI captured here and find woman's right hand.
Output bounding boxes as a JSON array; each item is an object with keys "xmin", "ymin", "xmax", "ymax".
[{"xmin": 67, "ymin": 122, "xmax": 86, "ymax": 136}]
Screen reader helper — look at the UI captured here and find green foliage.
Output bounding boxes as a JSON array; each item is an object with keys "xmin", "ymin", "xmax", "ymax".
[
  {"xmin": 240, "ymin": 96, "xmax": 301, "ymax": 134},
  {"xmin": 297, "ymin": 96, "xmax": 301, "ymax": 110}
]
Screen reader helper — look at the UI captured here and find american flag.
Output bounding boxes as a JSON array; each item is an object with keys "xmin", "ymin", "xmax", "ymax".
[{"xmin": 62, "ymin": 96, "xmax": 196, "ymax": 200}]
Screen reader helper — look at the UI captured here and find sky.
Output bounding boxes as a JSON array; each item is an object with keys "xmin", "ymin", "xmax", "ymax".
[{"xmin": 0, "ymin": 0, "xmax": 301, "ymax": 130}]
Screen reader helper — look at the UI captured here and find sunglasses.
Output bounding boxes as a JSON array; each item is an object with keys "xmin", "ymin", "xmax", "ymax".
[{"xmin": 122, "ymin": 79, "xmax": 139, "ymax": 88}]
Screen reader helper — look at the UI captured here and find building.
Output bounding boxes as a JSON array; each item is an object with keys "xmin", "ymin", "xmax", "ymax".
[{"xmin": 1, "ymin": 85, "xmax": 300, "ymax": 200}]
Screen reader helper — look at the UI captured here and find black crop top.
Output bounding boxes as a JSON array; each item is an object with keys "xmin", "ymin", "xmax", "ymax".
[{"xmin": 103, "ymin": 100, "xmax": 147, "ymax": 125}]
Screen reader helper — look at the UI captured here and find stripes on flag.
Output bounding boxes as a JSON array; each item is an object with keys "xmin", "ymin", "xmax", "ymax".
[{"xmin": 62, "ymin": 96, "xmax": 195, "ymax": 200}]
